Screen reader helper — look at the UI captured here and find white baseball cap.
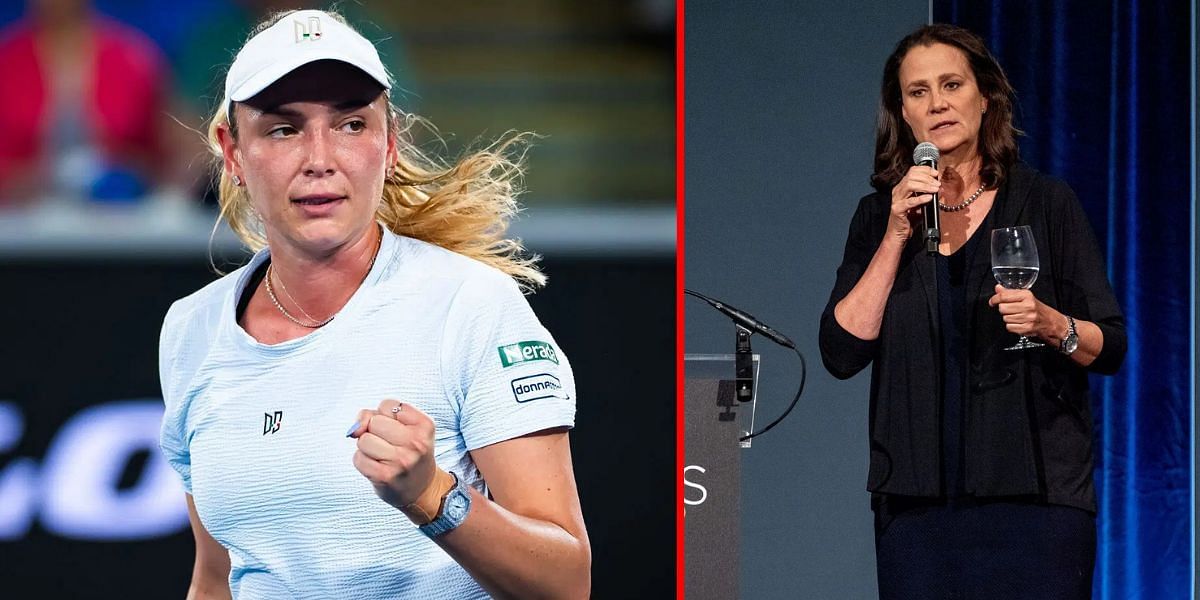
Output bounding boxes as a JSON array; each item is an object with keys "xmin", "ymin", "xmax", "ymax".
[{"xmin": 224, "ymin": 9, "xmax": 391, "ymax": 105}]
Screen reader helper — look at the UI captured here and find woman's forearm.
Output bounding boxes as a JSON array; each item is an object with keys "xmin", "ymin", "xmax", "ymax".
[
  {"xmin": 433, "ymin": 487, "xmax": 590, "ymax": 600},
  {"xmin": 1036, "ymin": 311, "xmax": 1105, "ymax": 368},
  {"xmin": 1068, "ymin": 319, "xmax": 1104, "ymax": 367},
  {"xmin": 349, "ymin": 409, "xmax": 587, "ymax": 599},
  {"xmin": 833, "ymin": 237, "xmax": 906, "ymax": 341}
]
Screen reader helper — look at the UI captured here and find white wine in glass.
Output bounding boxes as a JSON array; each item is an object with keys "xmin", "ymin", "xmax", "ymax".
[{"xmin": 990, "ymin": 225, "xmax": 1044, "ymax": 350}]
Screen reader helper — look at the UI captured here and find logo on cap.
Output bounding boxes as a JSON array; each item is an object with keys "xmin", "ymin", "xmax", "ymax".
[{"xmin": 294, "ymin": 17, "xmax": 323, "ymax": 43}]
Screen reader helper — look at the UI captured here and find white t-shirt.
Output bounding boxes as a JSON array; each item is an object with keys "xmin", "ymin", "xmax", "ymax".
[{"xmin": 158, "ymin": 230, "xmax": 576, "ymax": 599}]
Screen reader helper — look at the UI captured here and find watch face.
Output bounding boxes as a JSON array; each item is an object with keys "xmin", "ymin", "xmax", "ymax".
[
  {"xmin": 446, "ymin": 491, "xmax": 470, "ymax": 520},
  {"xmin": 1064, "ymin": 336, "xmax": 1079, "ymax": 354}
]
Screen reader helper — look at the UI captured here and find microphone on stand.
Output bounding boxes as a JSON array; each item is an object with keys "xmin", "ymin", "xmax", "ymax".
[
  {"xmin": 913, "ymin": 142, "xmax": 941, "ymax": 255},
  {"xmin": 685, "ymin": 289, "xmax": 795, "ymax": 404},
  {"xmin": 684, "ymin": 288, "xmax": 808, "ymax": 441},
  {"xmin": 683, "ymin": 289, "xmax": 795, "ymax": 349}
]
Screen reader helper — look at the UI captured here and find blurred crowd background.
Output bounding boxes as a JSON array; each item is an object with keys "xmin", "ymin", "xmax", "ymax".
[{"xmin": 0, "ymin": 0, "xmax": 674, "ymax": 254}]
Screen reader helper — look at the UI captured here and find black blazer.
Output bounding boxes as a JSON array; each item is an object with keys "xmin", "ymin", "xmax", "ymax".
[{"xmin": 819, "ymin": 162, "xmax": 1126, "ymax": 512}]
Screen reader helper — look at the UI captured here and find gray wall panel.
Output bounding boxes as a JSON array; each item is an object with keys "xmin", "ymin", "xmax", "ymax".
[{"xmin": 685, "ymin": 3, "xmax": 926, "ymax": 598}]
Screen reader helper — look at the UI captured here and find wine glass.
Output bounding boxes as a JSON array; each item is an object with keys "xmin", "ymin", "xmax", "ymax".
[{"xmin": 990, "ymin": 226, "xmax": 1043, "ymax": 350}]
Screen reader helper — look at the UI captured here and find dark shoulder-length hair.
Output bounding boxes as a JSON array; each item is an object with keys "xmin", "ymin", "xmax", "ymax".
[{"xmin": 870, "ymin": 24, "xmax": 1021, "ymax": 193}]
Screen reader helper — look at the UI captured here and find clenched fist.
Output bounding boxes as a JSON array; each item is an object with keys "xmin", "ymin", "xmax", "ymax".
[{"xmin": 348, "ymin": 399, "xmax": 450, "ymax": 522}]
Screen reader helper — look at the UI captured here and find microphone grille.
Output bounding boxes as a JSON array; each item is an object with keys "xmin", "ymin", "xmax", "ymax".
[{"xmin": 913, "ymin": 142, "xmax": 940, "ymax": 165}]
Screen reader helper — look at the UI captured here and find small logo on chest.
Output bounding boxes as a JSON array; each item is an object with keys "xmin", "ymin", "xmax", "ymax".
[{"xmin": 263, "ymin": 411, "xmax": 283, "ymax": 435}]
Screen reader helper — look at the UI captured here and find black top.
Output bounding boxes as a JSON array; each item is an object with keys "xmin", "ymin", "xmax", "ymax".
[
  {"xmin": 235, "ymin": 260, "xmax": 270, "ymax": 322},
  {"xmin": 936, "ymin": 249, "xmax": 965, "ymax": 496},
  {"xmin": 935, "ymin": 208, "xmax": 991, "ymax": 499},
  {"xmin": 819, "ymin": 163, "xmax": 1126, "ymax": 512}
]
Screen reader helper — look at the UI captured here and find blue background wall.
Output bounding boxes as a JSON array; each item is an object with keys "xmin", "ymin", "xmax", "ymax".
[{"xmin": 935, "ymin": 2, "xmax": 1194, "ymax": 597}]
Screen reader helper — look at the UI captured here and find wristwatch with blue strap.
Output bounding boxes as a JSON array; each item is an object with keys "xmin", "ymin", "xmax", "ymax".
[{"xmin": 419, "ymin": 471, "xmax": 472, "ymax": 538}]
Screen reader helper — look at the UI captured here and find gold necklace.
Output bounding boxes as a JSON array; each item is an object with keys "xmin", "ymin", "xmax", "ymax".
[
  {"xmin": 273, "ymin": 264, "xmax": 324, "ymax": 325},
  {"xmin": 264, "ymin": 228, "xmax": 383, "ymax": 329}
]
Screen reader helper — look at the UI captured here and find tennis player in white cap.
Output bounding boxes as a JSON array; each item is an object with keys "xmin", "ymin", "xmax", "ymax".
[{"xmin": 158, "ymin": 9, "xmax": 589, "ymax": 599}]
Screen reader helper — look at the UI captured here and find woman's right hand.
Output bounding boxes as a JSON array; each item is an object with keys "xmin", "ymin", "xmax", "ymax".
[{"xmin": 887, "ymin": 165, "xmax": 941, "ymax": 246}]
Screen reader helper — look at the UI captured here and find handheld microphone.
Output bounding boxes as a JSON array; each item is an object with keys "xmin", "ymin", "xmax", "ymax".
[{"xmin": 913, "ymin": 142, "xmax": 940, "ymax": 255}]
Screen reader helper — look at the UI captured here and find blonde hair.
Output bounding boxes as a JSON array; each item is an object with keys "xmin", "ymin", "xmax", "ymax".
[{"xmin": 205, "ymin": 10, "xmax": 545, "ymax": 290}]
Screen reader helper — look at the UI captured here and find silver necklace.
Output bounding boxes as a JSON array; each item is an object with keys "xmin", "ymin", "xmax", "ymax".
[
  {"xmin": 264, "ymin": 230, "xmax": 382, "ymax": 329},
  {"xmin": 938, "ymin": 184, "xmax": 986, "ymax": 212}
]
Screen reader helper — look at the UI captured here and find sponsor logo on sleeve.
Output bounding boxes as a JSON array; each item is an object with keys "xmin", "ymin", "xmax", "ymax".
[
  {"xmin": 511, "ymin": 373, "xmax": 567, "ymax": 403},
  {"xmin": 497, "ymin": 341, "xmax": 559, "ymax": 368}
]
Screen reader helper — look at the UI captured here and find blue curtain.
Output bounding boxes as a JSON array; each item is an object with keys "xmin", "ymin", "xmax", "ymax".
[{"xmin": 933, "ymin": 2, "xmax": 1192, "ymax": 598}]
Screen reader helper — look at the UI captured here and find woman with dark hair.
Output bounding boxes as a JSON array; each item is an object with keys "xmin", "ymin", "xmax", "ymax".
[{"xmin": 819, "ymin": 24, "xmax": 1125, "ymax": 599}]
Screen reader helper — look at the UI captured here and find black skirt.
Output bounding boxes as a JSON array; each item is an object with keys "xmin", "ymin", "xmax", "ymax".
[{"xmin": 874, "ymin": 496, "xmax": 1096, "ymax": 600}]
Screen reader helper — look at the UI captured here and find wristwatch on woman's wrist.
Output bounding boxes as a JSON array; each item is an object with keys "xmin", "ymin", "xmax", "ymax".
[
  {"xmin": 1059, "ymin": 316, "xmax": 1079, "ymax": 355},
  {"xmin": 418, "ymin": 471, "xmax": 471, "ymax": 538}
]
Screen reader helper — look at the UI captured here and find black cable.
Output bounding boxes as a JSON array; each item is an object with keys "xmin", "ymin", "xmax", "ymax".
[
  {"xmin": 738, "ymin": 343, "xmax": 806, "ymax": 442},
  {"xmin": 685, "ymin": 288, "xmax": 807, "ymax": 441}
]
